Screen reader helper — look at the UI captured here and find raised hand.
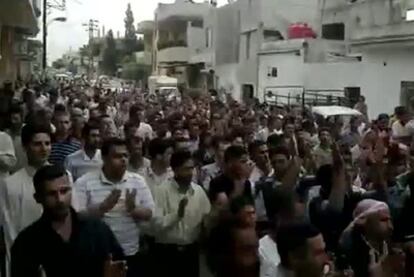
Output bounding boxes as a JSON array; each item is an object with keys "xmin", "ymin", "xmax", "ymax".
[{"xmin": 99, "ymin": 189, "xmax": 122, "ymax": 214}]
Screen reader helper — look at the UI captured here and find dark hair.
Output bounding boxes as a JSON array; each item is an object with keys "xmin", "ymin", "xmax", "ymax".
[
  {"xmin": 318, "ymin": 127, "xmax": 331, "ymax": 136},
  {"xmin": 129, "ymin": 104, "xmax": 143, "ymax": 118},
  {"xmin": 269, "ymin": 146, "xmax": 290, "ymax": 159},
  {"xmin": 230, "ymin": 196, "xmax": 254, "ymax": 215},
  {"xmin": 101, "ymin": 138, "xmax": 127, "ymax": 156},
  {"xmin": 124, "ymin": 121, "xmax": 138, "ymax": 139},
  {"xmin": 267, "ymin": 134, "xmax": 284, "ymax": 149},
  {"xmin": 54, "ymin": 104, "xmax": 67, "ymax": 115},
  {"xmin": 248, "ymin": 140, "xmax": 267, "ymax": 156},
  {"xmin": 283, "ymin": 116, "xmax": 296, "ymax": 129},
  {"xmin": 224, "ymin": 145, "xmax": 247, "ymax": 163},
  {"xmin": 170, "ymin": 150, "xmax": 193, "ymax": 169},
  {"xmin": 21, "ymin": 123, "xmax": 52, "ymax": 146},
  {"xmin": 148, "ymin": 138, "xmax": 173, "ymax": 159},
  {"xmin": 82, "ymin": 122, "xmax": 100, "ymax": 139},
  {"xmin": 266, "ymin": 187, "xmax": 297, "ymax": 224},
  {"xmin": 276, "ymin": 221, "xmax": 321, "ymax": 267},
  {"xmin": 212, "ymin": 135, "xmax": 231, "ymax": 149},
  {"xmin": 395, "ymin": 106, "xmax": 407, "ymax": 116},
  {"xmin": 33, "ymin": 164, "xmax": 67, "ymax": 194},
  {"xmin": 10, "ymin": 104, "xmax": 23, "ymax": 115}
]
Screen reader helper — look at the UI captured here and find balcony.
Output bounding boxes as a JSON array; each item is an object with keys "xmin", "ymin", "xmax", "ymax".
[
  {"xmin": 158, "ymin": 46, "xmax": 190, "ymax": 64},
  {"xmin": 0, "ymin": 0, "xmax": 39, "ymax": 35},
  {"xmin": 135, "ymin": 51, "xmax": 152, "ymax": 65},
  {"xmin": 156, "ymin": 2, "xmax": 210, "ymax": 23}
]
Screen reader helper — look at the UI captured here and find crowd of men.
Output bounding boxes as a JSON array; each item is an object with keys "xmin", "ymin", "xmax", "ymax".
[{"xmin": 0, "ymin": 79, "xmax": 413, "ymax": 277}]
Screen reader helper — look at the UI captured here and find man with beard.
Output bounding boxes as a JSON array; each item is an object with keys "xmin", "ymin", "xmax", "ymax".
[
  {"xmin": 10, "ymin": 165, "xmax": 126, "ymax": 277},
  {"xmin": 152, "ymin": 150, "xmax": 211, "ymax": 276}
]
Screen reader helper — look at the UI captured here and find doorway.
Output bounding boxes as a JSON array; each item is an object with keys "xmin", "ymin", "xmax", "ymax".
[{"xmin": 401, "ymin": 81, "xmax": 414, "ymax": 112}]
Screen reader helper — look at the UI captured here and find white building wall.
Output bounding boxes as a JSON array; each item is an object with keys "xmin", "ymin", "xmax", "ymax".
[
  {"xmin": 215, "ymin": 63, "xmax": 242, "ymax": 101},
  {"xmin": 359, "ymin": 48, "xmax": 414, "ymax": 118}
]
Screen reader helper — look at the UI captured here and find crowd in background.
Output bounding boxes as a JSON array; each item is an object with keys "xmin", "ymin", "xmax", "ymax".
[{"xmin": 0, "ymin": 78, "xmax": 413, "ymax": 277}]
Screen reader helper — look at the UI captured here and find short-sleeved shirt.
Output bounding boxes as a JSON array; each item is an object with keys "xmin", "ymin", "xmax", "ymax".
[
  {"xmin": 11, "ymin": 210, "xmax": 124, "ymax": 277},
  {"xmin": 64, "ymin": 149, "xmax": 102, "ymax": 181},
  {"xmin": 208, "ymin": 174, "xmax": 253, "ymax": 202},
  {"xmin": 49, "ymin": 138, "xmax": 81, "ymax": 166},
  {"xmin": 74, "ymin": 170, "xmax": 155, "ymax": 256}
]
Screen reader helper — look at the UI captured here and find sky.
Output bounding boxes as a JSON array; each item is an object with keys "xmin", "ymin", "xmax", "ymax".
[{"xmin": 45, "ymin": 0, "xmax": 228, "ymax": 63}]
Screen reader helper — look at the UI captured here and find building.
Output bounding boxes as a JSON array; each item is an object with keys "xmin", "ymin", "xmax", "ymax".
[
  {"xmin": 0, "ymin": 0, "xmax": 41, "ymax": 84},
  {"xmin": 321, "ymin": 0, "xmax": 414, "ymax": 117},
  {"xmin": 136, "ymin": 20, "xmax": 154, "ymax": 68},
  {"xmin": 153, "ymin": 0, "xmax": 212, "ymax": 90}
]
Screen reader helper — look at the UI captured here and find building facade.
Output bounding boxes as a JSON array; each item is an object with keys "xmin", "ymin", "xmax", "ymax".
[{"xmin": 0, "ymin": 0, "xmax": 41, "ymax": 84}]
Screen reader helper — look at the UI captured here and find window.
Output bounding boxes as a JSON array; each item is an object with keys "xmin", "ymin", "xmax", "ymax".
[
  {"xmin": 322, "ymin": 23, "xmax": 345, "ymax": 40},
  {"xmin": 407, "ymin": 9, "xmax": 414, "ymax": 21},
  {"xmin": 246, "ymin": 32, "xmax": 251, "ymax": 60},
  {"xmin": 263, "ymin": 30, "xmax": 284, "ymax": 42},
  {"xmin": 267, "ymin": 67, "xmax": 278, "ymax": 77}
]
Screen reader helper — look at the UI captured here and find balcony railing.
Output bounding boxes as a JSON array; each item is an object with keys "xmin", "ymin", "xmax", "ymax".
[{"xmin": 157, "ymin": 40, "xmax": 187, "ymax": 50}]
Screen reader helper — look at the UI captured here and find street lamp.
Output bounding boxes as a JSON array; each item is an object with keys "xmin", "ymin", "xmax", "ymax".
[{"xmin": 42, "ymin": 0, "xmax": 67, "ymax": 73}]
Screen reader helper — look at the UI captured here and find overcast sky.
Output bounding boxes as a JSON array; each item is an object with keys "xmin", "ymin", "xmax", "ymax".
[{"xmin": 44, "ymin": 0, "xmax": 227, "ymax": 63}]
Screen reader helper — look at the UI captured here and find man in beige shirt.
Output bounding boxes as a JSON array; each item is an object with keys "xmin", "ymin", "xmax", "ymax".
[
  {"xmin": 151, "ymin": 150, "xmax": 211, "ymax": 277},
  {"xmin": 313, "ymin": 128, "xmax": 333, "ymax": 169}
]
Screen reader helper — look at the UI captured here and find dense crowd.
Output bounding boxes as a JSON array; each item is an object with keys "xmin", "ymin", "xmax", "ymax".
[{"xmin": 0, "ymin": 79, "xmax": 413, "ymax": 277}]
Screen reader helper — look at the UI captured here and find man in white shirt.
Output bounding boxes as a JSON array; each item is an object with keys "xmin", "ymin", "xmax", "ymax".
[
  {"xmin": 0, "ymin": 123, "xmax": 52, "ymax": 274},
  {"xmin": 129, "ymin": 104, "xmax": 153, "ymax": 141},
  {"xmin": 125, "ymin": 125, "xmax": 150, "ymax": 176},
  {"xmin": 0, "ymin": 131, "xmax": 16, "ymax": 179},
  {"xmin": 199, "ymin": 137, "xmax": 231, "ymax": 190},
  {"xmin": 257, "ymin": 115, "xmax": 284, "ymax": 142},
  {"xmin": 143, "ymin": 138, "xmax": 174, "ymax": 197},
  {"xmin": 74, "ymin": 138, "xmax": 154, "ymax": 277},
  {"xmin": 392, "ymin": 106, "xmax": 414, "ymax": 146},
  {"xmin": 65, "ymin": 123, "xmax": 102, "ymax": 181},
  {"xmin": 152, "ymin": 150, "xmax": 211, "ymax": 277}
]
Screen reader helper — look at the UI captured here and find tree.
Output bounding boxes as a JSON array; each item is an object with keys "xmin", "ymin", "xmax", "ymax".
[
  {"xmin": 124, "ymin": 3, "xmax": 138, "ymax": 55},
  {"xmin": 52, "ymin": 58, "xmax": 65, "ymax": 69},
  {"xmin": 102, "ymin": 30, "xmax": 118, "ymax": 76}
]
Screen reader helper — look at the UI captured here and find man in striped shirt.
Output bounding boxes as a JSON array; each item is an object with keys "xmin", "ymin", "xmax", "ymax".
[
  {"xmin": 49, "ymin": 106, "xmax": 81, "ymax": 166},
  {"xmin": 73, "ymin": 138, "xmax": 154, "ymax": 277}
]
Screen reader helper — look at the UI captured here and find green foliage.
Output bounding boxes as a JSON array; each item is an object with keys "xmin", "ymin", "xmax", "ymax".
[
  {"xmin": 121, "ymin": 62, "xmax": 150, "ymax": 82},
  {"xmin": 52, "ymin": 58, "xmax": 65, "ymax": 69},
  {"xmin": 102, "ymin": 30, "xmax": 118, "ymax": 76},
  {"xmin": 124, "ymin": 3, "xmax": 138, "ymax": 55}
]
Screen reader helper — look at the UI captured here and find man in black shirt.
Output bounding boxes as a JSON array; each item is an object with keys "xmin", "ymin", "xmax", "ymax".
[
  {"xmin": 11, "ymin": 165, "xmax": 126, "ymax": 277},
  {"xmin": 209, "ymin": 145, "xmax": 253, "ymax": 205}
]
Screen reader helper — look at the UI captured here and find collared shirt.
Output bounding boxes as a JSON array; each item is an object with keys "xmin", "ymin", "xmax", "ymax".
[
  {"xmin": 250, "ymin": 166, "xmax": 274, "ymax": 221},
  {"xmin": 137, "ymin": 122, "xmax": 154, "ymax": 141},
  {"xmin": 259, "ymin": 235, "xmax": 280, "ymax": 277},
  {"xmin": 0, "ymin": 166, "xmax": 43, "ymax": 262},
  {"xmin": 0, "ymin": 131, "xmax": 17, "ymax": 178},
  {"xmin": 128, "ymin": 157, "xmax": 151, "ymax": 177},
  {"xmin": 11, "ymin": 209, "xmax": 124, "ymax": 277},
  {"xmin": 64, "ymin": 149, "xmax": 103, "ymax": 181},
  {"xmin": 74, "ymin": 170, "xmax": 155, "ymax": 256},
  {"xmin": 152, "ymin": 180, "xmax": 211, "ymax": 245},
  {"xmin": 199, "ymin": 162, "xmax": 221, "ymax": 190},
  {"xmin": 313, "ymin": 145, "xmax": 333, "ymax": 169},
  {"xmin": 142, "ymin": 166, "xmax": 174, "ymax": 197},
  {"xmin": 49, "ymin": 138, "xmax": 81, "ymax": 166}
]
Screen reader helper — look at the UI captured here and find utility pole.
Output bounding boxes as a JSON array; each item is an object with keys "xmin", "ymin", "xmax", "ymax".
[
  {"xmin": 82, "ymin": 19, "xmax": 99, "ymax": 79},
  {"xmin": 42, "ymin": 0, "xmax": 66, "ymax": 74}
]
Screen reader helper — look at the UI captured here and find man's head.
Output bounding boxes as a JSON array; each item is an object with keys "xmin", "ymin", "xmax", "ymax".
[
  {"xmin": 101, "ymin": 138, "xmax": 129, "ymax": 177},
  {"xmin": 170, "ymin": 150, "xmax": 194, "ymax": 186},
  {"xmin": 269, "ymin": 146, "xmax": 290, "ymax": 175},
  {"xmin": 33, "ymin": 165, "xmax": 72, "ymax": 221},
  {"xmin": 267, "ymin": 187, "xmax": 305, "ymax": 227},
  {"xmin": 395, "ymin": 106, "xmax": 410, "ymax": 124},
  {"xmin": 208, "ymin": 220, "xmax": 259, "ymax": 276},
  {"xmin": 248, "ymin": 140, "xmax": 270, "ymax": 170},
  {"xmin": 82, "ymin": 123, "xmax": 101, "ymax": 150},
  {"xmin": 230, "ymin": 196, "xmax": 257, "ymax": 228},
  {"xmin": 100, "ymin": 115, "xmax": 117, "ymax": 139},
  {"xmin": 129, "ymin": 104, "xmax": 144, "ymax": 124},
  {"xmin": 283, "ymin": 118, "xmax": 296, "ymax": 138},
  {"xmin": 53, "ymin": 109, "xmax": 71, "ymax": 137},
  {"xmin": 9, "ymin": 105, "xmax": 23, "ymax": 130},
  {"xmin": 187, "ymin": 118, "xmax": 200, "ymax": 139},
  {"xmin": 148, "ymin": 138, "xmax": 174, "ymax": 167},
  {"xmin": 21, "ymin": 123, "xmax": 52, "ymax": 166},
  {"xmin": 277, "ymin": 222, "xmax": 328, "ymax": 277},
  {"xmin": 224, "ymin": 145, "xmax": 250, "ymax": 179},
  {"xmin": 318, "ymin": 127, "xmax": 332, "ymax": 147},
  {"xmin": 126, "ymin": 129, "xmax": 143, "ymax": 159},
  {"xmin": 377, "ymin": 113, "xmax": 390, "ymax": 130},
  {"xmin": 212, "ymin": 136, "xmax": 231, "ymax": 166}
]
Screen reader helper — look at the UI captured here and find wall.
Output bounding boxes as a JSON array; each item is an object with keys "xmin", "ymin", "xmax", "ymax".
[
  {"xmin": 215, "ymin": 63, "xmax": 242, "ymax": 101},
  {"xmin": 0, "ymin": 26, "xmax": 17, "ymax": 84},
  {"xmin": 359, "ymin": 47, "xmax": 414, "ymax": 118}
]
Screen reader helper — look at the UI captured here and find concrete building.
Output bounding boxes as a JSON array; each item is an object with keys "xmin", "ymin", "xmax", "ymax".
[
  {"xmin": 321, "ymin": 0, "xmax": 414, "ymax": 117},
  {"xmin": 153, "ymin": 0, "xmax": 212, "ymax": 89},
  {"xmin": 0, "ymin": 0, "xmax": 41, "ymax": 84},
  {"xmin": 136, "ymin": 20, "xmax": 154, "ymax": 68}
]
